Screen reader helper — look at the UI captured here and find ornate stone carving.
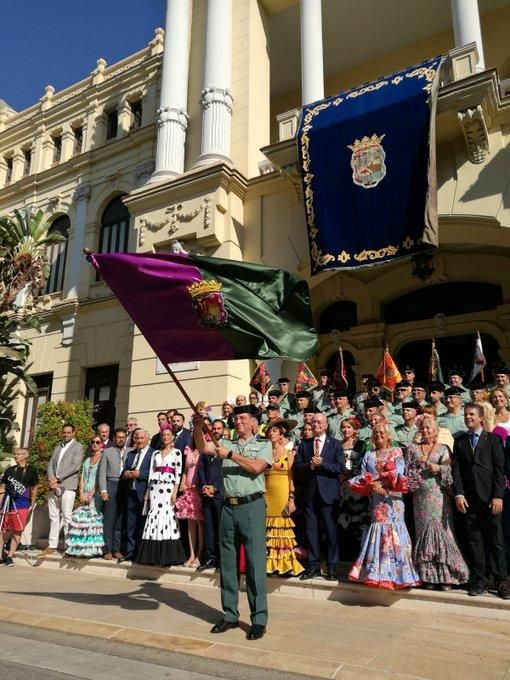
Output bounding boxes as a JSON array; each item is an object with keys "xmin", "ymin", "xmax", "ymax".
[
  {"xmin": 280, "ymin": 163, "xmax": 303, "ymax": 201},
  {"xmin": 106, "ymin": 171, "xmax": 121, "ymax": 188},
  {"xmin": 200, "ymin": 86, "xmax": 234, "ymax": 113},
  {"xmin": 133, "ymin": 160, "xmax": 155, "ymax": 186},
  {"xmin": 156, "ymin": 105, "xmax": 189, "ymax": 131},
  {"xmin": 165, "ymin": 196, "xmax": 212, "ymax": 230},
  {"xmin": 47, "ymin": 194, "xmax": 63, "ymax": 213},
  {"xmin": 457, "ymin": 105, "xmax": 490, "ymax": 164},
  {"xmin": 72, "ymin": 184, "xmax": 91, "ymax": 203},
  {"xmin": 138, "ymin": 217, "xmax": 177, "ymax": 247}
]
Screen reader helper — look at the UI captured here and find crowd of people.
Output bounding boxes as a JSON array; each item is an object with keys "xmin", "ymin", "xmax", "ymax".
[{"xmin": 1, "ymin": 364, "xmax": 510, "ymax": 615}]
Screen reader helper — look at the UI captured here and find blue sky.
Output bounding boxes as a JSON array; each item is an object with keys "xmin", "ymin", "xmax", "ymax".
[{"xmin": 1, "ymin": 0, "xmax": 166, "ymax": 111}]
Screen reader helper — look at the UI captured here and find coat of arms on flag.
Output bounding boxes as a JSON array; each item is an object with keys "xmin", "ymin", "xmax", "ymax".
[
  {"xmin": 348, "ymin": 133, "xmax": 386, "ymax": 189},
  {"xmin": 376, "ymin": 347, "xmax": 402, "ymax": 392},
  {"xmin": 250, "ymin": 362, "xmax": 272, "ymax": 396}
]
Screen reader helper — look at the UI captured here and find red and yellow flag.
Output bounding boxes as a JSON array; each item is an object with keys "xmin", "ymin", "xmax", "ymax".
[
  {"xmin": 294, "ymin": 362, "xmax": 318, "ymax": 393},
  {"xmin": 250, "ymin": 361, "xmax": 272, "ymax": 396},
  {"xmin": 376, "ymin": 347, "xmax": 402, "ymax": 391}
]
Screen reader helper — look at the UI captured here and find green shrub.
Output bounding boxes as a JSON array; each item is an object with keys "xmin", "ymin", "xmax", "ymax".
[{"xmin": 29, "ymin": 400, "xmax": 95, "ymax": 504}]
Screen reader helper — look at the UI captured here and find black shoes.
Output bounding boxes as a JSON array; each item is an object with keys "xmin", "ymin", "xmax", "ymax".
[
  {"xmin": 210, "ymin": 619, "xmax": 239, "ymax": 634},
  {"xmin": 468, "ymin": 581, "xmax": 487, "ymax": 597},
  {"xmin": 246, "ymin": 624, "xmax": 266, "ymax": 640},
  {"xmin": 498, "ymin": 582, "xmax": 510, "ymax": 600},
  {"xmin": 299, "ymin": 567, "xmax": 321, "ymax": 580},
  {"xmin": 323, "ymin": 568, "xmax": 337, "ymax": 582},
  {"xmin": 118, "ymin": 555, "xmax": 133, "ymax": 563},
  {"xmin": 197, "ymin": 559, "xmax": 217, "ymax": 572}
]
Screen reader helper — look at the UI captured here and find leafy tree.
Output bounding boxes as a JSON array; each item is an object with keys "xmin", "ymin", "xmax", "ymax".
[
  {"xmin": 29, "ymin": 400, "xmax": 95, "ymax": 503},
  {"xmin": 0, "ymin": 207, "xmax": 65, "ymax": 454}
]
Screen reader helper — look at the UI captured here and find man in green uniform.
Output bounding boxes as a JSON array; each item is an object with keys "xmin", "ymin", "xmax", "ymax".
[
  {"xmin": 327, "ymin": 389, "xmax": 354, "ymax": 440},
  {"xmin": 427, "ymin": 381, "xmax": 447, "ymax": 417},
  {"xmin": 277, "ymin": 377, "xmax": 298, "ymax": 416},
  {"xmin": 438, "ymin": 386, "xmax": 468, "ymax": 438},
  {"xmin": 392, "ymin": 380, "xmax": 412, "ymax": 418},
  {"xmin": 395, "ymin": 401, "xmax": 419, "ymax": 450},
  {"xmin": 193, "ymin": 404, "xmax": 272, "ymax": 641},
  {"xmin": 447, "ymin": 368, "xmax": 470, "ymax": 405}
]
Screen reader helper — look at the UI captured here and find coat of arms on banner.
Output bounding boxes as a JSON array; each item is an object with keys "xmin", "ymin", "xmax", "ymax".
[
  {"xmin": 347, "ymin": 133, "xmax": 386, "ymax": 189},
  {"xmin": 187, "ymin": 280, "xmax": 228, "ymax": 328}
]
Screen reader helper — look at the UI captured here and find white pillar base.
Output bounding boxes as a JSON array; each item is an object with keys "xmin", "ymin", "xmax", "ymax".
[
  {"xmin": 195, "ymin": 87, "xmax": 233, "ymax": 167},
  {"xmin": 147, "ymin": 106, "xmax": 189, "ymax": 184}
]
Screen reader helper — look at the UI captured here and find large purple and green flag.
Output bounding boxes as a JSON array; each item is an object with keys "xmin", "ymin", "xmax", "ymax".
[{"xmin": 87, "ymin": 251, "xmax": 318, "ymax": 363}]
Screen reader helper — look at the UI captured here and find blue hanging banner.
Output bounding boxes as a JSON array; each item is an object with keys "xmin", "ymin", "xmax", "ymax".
[{"xmin": 298, "ymin": 57, "xmax": 443, "ymax": 275}]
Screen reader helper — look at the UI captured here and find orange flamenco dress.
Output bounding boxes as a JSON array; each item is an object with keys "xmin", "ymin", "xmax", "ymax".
[{"xmin": 265, "ymin": 453, "xmax": 304, "ymax": 575}]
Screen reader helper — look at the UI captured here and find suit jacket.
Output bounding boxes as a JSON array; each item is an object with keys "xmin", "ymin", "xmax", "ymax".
[
  {"xmin": 150, "ymin": 431, "xmax": 162, "ymax": 450},
  {"xmin": 197, "ymin": 453, "xmax": 223, "ymax": 498},
  {"xmin": 174, "ymin": 428, "xmax": 193, "ymax": 454},
  {"xmin": 294, "ymin": 437, "xmax": 345, "ymax": 504},
  {"xmin": 98, "ymin": 445, "xmax": 126, "ymax": 492},
  {"xmin": 452, "ymin": 430, "xmax": 506, "ymax": 504},
  {"xmin": 47, "ymin": 440, "xmax": 84, "ymax": 491},
  {"xmin": 122, "ymin": 446, "xmax": 154, "ymax": 502}
]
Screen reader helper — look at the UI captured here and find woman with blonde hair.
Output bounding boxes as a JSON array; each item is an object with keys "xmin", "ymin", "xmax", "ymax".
[
  {"xmin": 406, "ymin": 417, "xmax": 469, "ymax": 590},
  {"xmin": 348, "ymin": 422, "xmax": 419, "ymax": 589},
  {"xmin": 476, "ymin": 400, "xmax": 496, "ymax": 432},
  {"xmin": 490, "ymin": 388, "xmax": 510, "ymax": 436}
]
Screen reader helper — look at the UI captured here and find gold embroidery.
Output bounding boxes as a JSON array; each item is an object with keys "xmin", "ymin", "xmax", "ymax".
[
  {"xmin": 338, "ymin": 251, "xmax": 351, "ymax": 264},
  {"xmin": 354, "ymin": 245, "xmax": 399, "ymax": 262},
  {"xmin": 402, "ymin": 236, "xmax": 414, "ymax": 250},
  {"xmin": 346, "ymin": 81, "xmax": 388, "ymax": 99}
]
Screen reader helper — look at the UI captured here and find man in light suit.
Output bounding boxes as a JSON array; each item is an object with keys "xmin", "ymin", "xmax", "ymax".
[
  {"xmin": 295, "ymin": 412, "xmax": 345, "ymax": 581},
  {"xmin": 99, "ymin": 427, "xmax": 127, "ymax": 560},
  {"xmin": 121, "ymin": 429, "xmax": 154, "ymax": 562},
  {"xmin": 453, "ymin": 403, "xmax": 510, "ymax": 599},
  {"xmin": 40, "ymin": 423, "xmax": 84, "ymax": 556}
]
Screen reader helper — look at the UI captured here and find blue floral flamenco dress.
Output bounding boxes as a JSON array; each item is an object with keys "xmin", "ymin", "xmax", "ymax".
[
  {"xmin": 66, "ymin": 458, "xmax": 104, "ymax": 557},
  {"xmin": 348, "ymin": 448, "xmax": 421, "ymax": 590}
]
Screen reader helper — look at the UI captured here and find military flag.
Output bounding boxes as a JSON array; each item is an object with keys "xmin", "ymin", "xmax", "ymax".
[
  {"xmin": 331, "ymin": 346, "xmax": 348, "ymax": 390},
  {"xmin": 250, "ymin": 361, "xmax": 272, "ymax": 396},
  {"xmin": 428, "ymin": 338, "xmax": 444, "ymax": 382},
  {"xmin": 469, "ymin": 331, "xmax": 486, "ymax": 382},
  {"xmin": 87, "ymin": 251, "xmax": 319, "ymax": 363},
  {"xmin": 294, "ymin": 362, "xmax": 318, "ymax": 393},
  {"xmin": 376, "ymin": 347, "xmax": 402, "ymax": 392}
]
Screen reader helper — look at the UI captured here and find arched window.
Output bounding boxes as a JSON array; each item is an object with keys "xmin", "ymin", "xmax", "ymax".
[
  {"xmin": 383, "ymin": 282, "xmax": 503, "ymax": 324},
  {"xmin": 98, "ymin": 196, "xmax": 130, "ymax": 254},
  {"xmin": 318, "ymin": 301, "xmax": 358, "ymax": 334},
  {"xmin": 45, "ymin": 215, "xmax": 70, "ymax": 294}
]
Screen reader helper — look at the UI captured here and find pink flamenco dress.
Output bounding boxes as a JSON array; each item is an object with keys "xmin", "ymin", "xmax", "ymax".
[
  {"xmin": 348, "ymin": 447, "xmax": 421, "ymax": 590},
  {"xmin": 175, "ymin": 448, "xmax": 204, "ymax": 521}
]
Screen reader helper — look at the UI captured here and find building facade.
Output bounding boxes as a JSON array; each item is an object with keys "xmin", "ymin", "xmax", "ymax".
[{"xmin": 1, "ymin": 0, "xmax": 510, "ymax": 442}]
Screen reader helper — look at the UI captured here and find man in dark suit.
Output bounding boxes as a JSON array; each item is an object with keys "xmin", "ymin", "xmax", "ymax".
[
  {"xmin": 294, "ymin": 412, "xmax": 345, "ymax": 581},
  {"xmin": 197, "ymin": 419, "xmax": 225, "ymax": 571},
  {"xmin": 150, "ymin": 412, "xmax": 169, "ymax": 450},
  {"xmin": 171, "ymin": 412, "xmax": 193, "ymax": 456},
  {"xmin": 121, "ymin": 429, "xmax": 154, "ymax": 562},
  {"xmin": 99, "ymin": 427, "xmax": 127, "ymax": 560},
  {"xmin": 452, "ymin": 403, "xmax": 510, "ymax": 599}
]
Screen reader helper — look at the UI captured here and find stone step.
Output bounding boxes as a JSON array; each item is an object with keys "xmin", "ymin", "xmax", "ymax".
[{"xmin": 13, "ymin": 550, "xmax": 510, "ymax": 617}]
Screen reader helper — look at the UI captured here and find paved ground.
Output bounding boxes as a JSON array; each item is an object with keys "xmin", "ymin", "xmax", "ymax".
[
  {"xmin": 0, "ymin": 625, "xmax": 301, "ymax": 680},
  {"xmin": 1, "ymin": 565, "xmax": 510, "ymax": 679}
]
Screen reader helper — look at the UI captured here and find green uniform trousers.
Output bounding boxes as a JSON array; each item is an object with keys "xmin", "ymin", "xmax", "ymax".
[{"xmin": 219, "ymin": 496, "xmax": 268, "ymax": 626}]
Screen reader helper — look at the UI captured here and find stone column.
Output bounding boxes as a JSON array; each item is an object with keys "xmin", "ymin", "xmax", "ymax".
[
  {"xmin": 450, "ymin": 0, "xmax": 485, "ymax": 71},
  {"xmin": 67, "ymin": 185, "xmax": 91, "ymax": 300},
  {"xmin": 148, "ymin": 0, "xmax": 192, "ymax": 184},
  {"xmin": 300, "ymin": 0, "xmax": 325, "ymax": 105},
  {"xmin": 196, "ymin": 0, "xmax": 233, "ymax": 166},
  {"xmin": 60, "ymin": 125, "xmax": 75, "ymax": 162}
]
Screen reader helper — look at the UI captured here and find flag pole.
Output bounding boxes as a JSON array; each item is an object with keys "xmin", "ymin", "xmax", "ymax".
[
  {"xmin": 83, "ymin": 246, "xmax": 217, "ymax": 449},
  {"xmin": 477, "ymin": 330, "xmax": 485, "ymax": 383}
]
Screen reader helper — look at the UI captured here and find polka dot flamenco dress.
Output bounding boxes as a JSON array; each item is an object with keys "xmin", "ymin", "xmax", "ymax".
[{"xmin": 136, "ymin": 449, "xmax": 186, "ymax": 566}]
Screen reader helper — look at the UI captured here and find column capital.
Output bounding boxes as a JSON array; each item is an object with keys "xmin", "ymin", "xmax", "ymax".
[
  {"xmin": 157, "ymin": 105, "xmax": 189, "ymax": 130},
  {"xmin": 72, "ymin": 184, "xmax": 91, "ymax": 204},
  {"xmin": 201, "ymin": 87, "xmax": 233, "ymax": 113}
]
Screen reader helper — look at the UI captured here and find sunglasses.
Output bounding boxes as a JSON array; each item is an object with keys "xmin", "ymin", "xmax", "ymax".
[{"xmin": 91, "ymin": 439, "xmax": 102, "ymax": 445}]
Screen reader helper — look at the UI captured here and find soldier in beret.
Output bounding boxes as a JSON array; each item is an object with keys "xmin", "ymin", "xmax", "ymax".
[
  {"xmin": 393, "ymin": 380, "xmax": 413, "ymax": 418},
  {"xmin": 327, "ymin": 390, "xmax": 354, "ymax": 440},
  {"xmin": 395, "ymin": 401, "xmax": 419, "ymax": 450},
  {"xmin": 411, "ymin": 381, "xmax": 428, "ymax": 408},
  {"xmin": 427, "ymin": 381, "xmax": 447, "ymax": 417},
  {"xmin": 312, "ymin": 370, "xmax": 333, "ymax": 413},
  {"xmin": 193, "ymin": 404, "xmax": 272, "ymax": 641},
  {"xmin": 448, "ymin": 367, "xmax": 470, "ymax": 406},
  {"xmin": 276, "ymin": 377, "xmax": 298, "ymax": 417},
  {"xmin": 438, "ymin": 387, "xmax": 468, "ymax": 438},
  {"xmin": 402, "ymin": 366, "xmax": 416, "ymax": 386}
]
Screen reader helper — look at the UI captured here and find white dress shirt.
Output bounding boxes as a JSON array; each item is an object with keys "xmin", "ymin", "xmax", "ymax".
[{"xmin": 56, "ymin": 439, "xmax": 74, "ymax": 473}]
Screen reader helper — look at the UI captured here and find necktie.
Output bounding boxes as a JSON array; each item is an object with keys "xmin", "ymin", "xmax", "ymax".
[
  {"xmin": 314, "ymin": 438, "xmax": 320, "ymax": 456},
  {"xmin": 469, "ymin": 432, "xmax": 478, "ymax": 449}
]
